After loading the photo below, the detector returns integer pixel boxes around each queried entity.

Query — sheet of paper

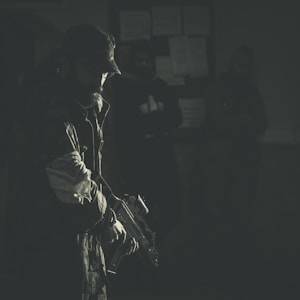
[169,35,192,76]
[120,11,151,41]
[188,37,209,77]
[155,56,185,86]
[152,6,181,36]
[183,6,210,35]
[179,98,206,128]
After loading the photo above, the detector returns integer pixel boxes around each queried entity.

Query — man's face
[75,57,108,93]
[63,56,110,107]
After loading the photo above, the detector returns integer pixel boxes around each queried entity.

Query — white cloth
[45,151,93,204]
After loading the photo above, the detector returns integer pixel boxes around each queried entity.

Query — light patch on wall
[179,98,206,128]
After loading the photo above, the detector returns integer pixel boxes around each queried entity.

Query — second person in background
[110,38,183,248]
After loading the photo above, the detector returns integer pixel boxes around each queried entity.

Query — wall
[215,0,300,140]
[40,0,109,32]
[0,0,109,32]
[213,0,300,240]
[209,0,300,283]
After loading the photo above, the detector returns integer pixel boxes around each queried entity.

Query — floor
[1,223,300,300]
[107,261,300,300]
[108,285,300,300]
[106,222,300,300]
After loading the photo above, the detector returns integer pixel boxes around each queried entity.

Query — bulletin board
[108,0,215,141]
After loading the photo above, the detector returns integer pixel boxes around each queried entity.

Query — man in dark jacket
[109,38,182,292]
[111,39,183,246]
[5,24,137,300]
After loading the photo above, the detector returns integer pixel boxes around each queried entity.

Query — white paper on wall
[120,11,151,41]
[179,98,206,128]
[168,35,193,76]
[155,56,185,85]
[188,37,209,77]
[152,6,181,36]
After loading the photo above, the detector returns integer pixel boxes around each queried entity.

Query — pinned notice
[120,11,151,41]
[169,35,192,76]
[152,6,181,36]
[155,56,185,86]
[179,98,206,128]
[188,37,209,77]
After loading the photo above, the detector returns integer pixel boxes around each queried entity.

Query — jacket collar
[66,94,110,128]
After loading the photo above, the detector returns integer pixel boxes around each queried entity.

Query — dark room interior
[1,1,300,299]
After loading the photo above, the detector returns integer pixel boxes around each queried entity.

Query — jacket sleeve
[42,111,109,233]
[139,78,183,134]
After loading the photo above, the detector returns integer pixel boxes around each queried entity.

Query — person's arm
[42,111,110,233]
[42,108,135,249]
[139,78,183,134]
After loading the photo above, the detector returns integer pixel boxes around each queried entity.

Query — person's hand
[123,237,139,255]
[104,219,127,244]
[102,219,139,254]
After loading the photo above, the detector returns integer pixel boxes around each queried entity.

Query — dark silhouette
[198,45,267,256]
[111,39,183,246]
[4,24,138,300]
[108,38,183,292]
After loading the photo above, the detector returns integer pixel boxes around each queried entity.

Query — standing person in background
[4,24,138,300]
[108,38,183,293]
[202,45,267,246]
[111,39,183,248]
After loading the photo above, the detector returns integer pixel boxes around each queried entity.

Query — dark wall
[215,0,300,135]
